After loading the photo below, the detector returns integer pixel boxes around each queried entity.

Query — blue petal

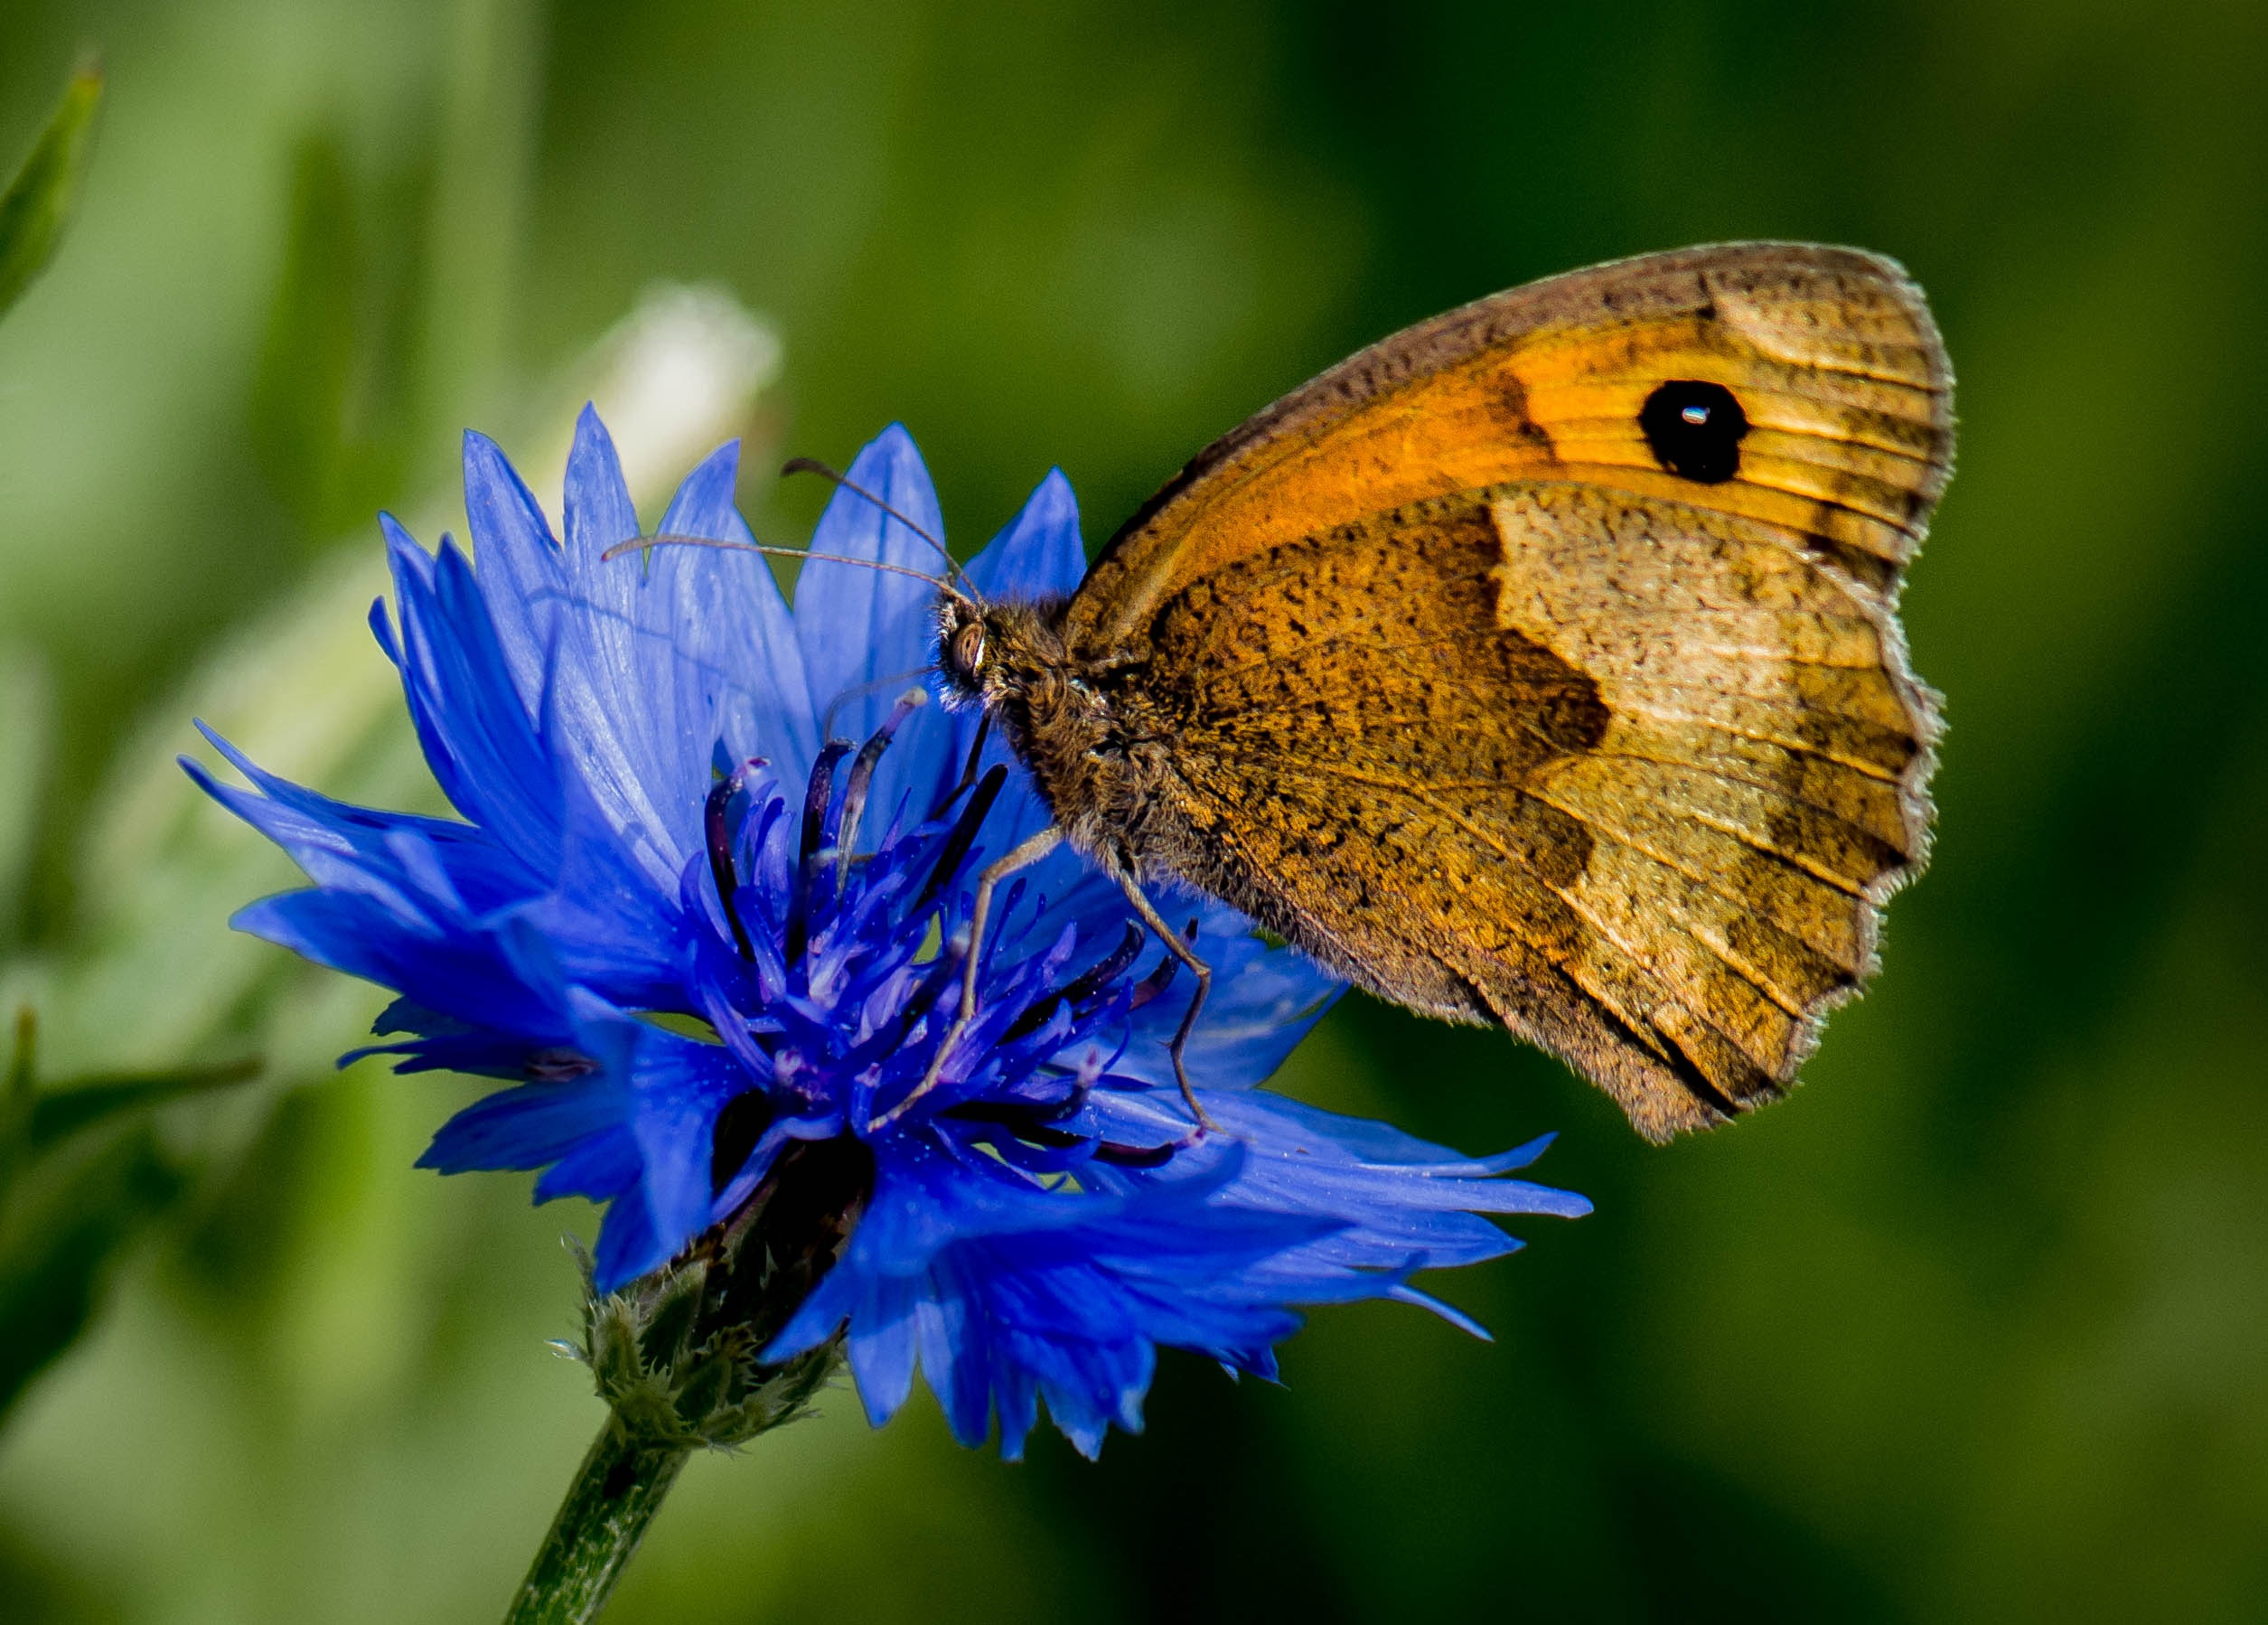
[546,407,715,891]
[913,1255,990,1446]
[624,1029,746,1273]
[421,1077,619,1174]
[656,439,739,536]
[462,430,562,713]
[1111,888,1346,1092]
[523,737,694,1003]
[184,746,536,935]
[534,1128,642,1205]
[766,1139,1357,1453]
[794,425,946,742]
[654,440,820,788]
[962,467,1085,599]
[594,1183,667,1288]
[1093,1089,1590,1277]
[230,889,573,1049]
[384,525,564,867]
[563,403,642,559]
[844,1273,923,1427]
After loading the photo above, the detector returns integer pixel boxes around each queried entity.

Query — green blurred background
[2,1,2266,1620]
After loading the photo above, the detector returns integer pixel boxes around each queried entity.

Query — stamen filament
[928,711,994,821]
[704,758,766,963]
[786,740,853,972]
[914,764,1007,915]
[834,689,927,891]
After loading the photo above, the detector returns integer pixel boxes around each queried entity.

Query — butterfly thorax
[934,592,1181,876]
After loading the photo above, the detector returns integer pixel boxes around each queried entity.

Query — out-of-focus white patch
[522,285,784,512]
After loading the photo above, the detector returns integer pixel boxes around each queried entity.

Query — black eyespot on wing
[1640,380,1748,484]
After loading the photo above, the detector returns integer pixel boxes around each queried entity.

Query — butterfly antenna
[599,531,978,610]
[781,456,973,591]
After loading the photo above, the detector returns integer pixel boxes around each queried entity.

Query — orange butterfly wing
[1069,242,1950,652]
[1068,244,1953,1136]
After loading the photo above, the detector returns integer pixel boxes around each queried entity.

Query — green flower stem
[503,1414,691,1625]
[505,1141,866,1620]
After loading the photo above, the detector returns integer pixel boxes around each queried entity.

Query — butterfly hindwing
[1075,243,1951,1137]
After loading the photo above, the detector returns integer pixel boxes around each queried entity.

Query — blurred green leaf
[248,130,361,536]
[0,58,102,324]
[0,1009,32,1197]
[246,127,429,543]
[26,1056,261,1153]
[0,1010,256,1426]
[0,1006,258,1188]
[0,650,52,945]
[0,1122,183,1429]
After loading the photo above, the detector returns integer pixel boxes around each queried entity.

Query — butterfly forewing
[1072,243,1952,1138]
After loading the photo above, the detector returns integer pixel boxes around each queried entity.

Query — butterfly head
[934,591,1082,718]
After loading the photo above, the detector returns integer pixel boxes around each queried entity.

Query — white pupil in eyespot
[1681,404,1710,426]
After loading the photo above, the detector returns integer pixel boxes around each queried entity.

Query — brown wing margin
[1065,242,1954,661]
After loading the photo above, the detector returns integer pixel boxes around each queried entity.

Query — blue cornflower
[189,409,1589,1458]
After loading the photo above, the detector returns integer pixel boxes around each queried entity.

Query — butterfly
[641,243,1954,1141]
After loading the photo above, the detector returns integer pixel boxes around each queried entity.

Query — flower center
[693,700,1199,1202]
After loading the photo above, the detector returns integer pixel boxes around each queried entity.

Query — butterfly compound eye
[953,620,986,674]
[1639,380,1748,484]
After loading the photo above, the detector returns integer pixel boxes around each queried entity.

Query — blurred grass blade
[0,1002,258,1199]
[0,57,104,323]
[26,1054,261,1151]
[0,648,53,938]
[0,1009,32,1197]
[5,1006,27,1094]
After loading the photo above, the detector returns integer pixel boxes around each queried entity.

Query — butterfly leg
[1111,872,1220,1133]
[880,824,1065,1127]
